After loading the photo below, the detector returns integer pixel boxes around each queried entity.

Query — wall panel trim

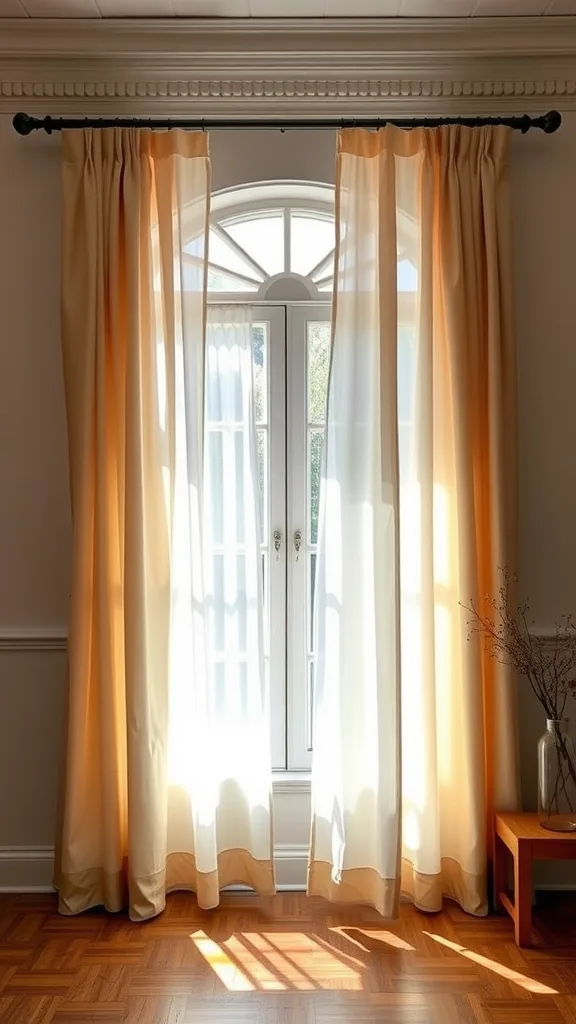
[1,626,566,654]
[0,628,67,652]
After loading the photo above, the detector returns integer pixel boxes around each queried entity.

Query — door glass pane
[213,661,248,719]
[303,315,331,762]
[307,321,331,424]
[309,551,317,653]
[206,430,224,545]
[211,554,225,651]
[308,429,324,546]
[253,323,268,546]
[308,661,315,752]
[252,323,267,424]
[206,335,243,422]
[234,430,246,545]
[257,429,267,545]
[210,554,248,655]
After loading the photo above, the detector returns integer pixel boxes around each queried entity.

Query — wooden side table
[495,812,576,946]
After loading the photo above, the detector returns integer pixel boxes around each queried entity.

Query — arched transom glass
[201,182,336,301]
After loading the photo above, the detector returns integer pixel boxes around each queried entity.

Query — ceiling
[1,0,575,18]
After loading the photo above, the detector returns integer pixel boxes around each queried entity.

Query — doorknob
[273,530,283,560]
[294,530,302,561]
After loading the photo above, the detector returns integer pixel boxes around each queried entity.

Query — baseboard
[0,844,309,894]
[0,847,55,892]
[2,844,575,898]
[273,843,309,889]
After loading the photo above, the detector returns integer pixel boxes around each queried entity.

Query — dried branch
[462,567,576,722]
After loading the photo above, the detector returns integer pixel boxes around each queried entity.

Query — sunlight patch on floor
[190,930,363,991]
[224,935,286,991]
[423,932,558,995]
[330,926,416,952]
[191,931,254,991]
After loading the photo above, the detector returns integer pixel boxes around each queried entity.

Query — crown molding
[1,17,576,58]
[1,16,576,115]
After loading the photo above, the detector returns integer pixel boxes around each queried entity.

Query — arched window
[205,181,335,300]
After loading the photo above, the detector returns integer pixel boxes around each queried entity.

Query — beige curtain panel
[309,125,520,917]
[56,128,275,921]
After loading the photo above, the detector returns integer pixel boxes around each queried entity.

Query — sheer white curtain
[168,304,274,909]
[307,136,402,917]
[309,126,519,917]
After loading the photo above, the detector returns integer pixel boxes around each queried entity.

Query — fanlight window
[181,180,418,301]
[196,182,337,300]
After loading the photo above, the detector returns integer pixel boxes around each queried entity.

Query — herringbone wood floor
[0,893,575,1023]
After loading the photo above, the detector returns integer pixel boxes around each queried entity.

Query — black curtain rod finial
[542,109,562,134]
[12,112,34,136]
[13,112,56,135]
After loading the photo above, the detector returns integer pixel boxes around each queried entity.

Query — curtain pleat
[309,125,519,917]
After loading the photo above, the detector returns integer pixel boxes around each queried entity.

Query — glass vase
[538,719,576,832]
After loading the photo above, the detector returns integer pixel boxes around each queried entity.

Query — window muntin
[207,184,336,301]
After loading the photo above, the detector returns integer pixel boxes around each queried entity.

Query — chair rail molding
[0,628,67,652]
[1,16,576,115]
[0,624,565,654]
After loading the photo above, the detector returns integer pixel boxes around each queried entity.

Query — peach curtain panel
[56,129,275,921]
[309,125,520,917]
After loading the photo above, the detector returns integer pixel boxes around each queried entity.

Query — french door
[236,302,331,771]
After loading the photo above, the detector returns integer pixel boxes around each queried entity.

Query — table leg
[513,843,532,947]
[493,832,508,911]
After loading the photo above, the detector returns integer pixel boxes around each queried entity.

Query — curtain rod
[12,110,562,136]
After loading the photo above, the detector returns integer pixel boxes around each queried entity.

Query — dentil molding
[2,16,576,115]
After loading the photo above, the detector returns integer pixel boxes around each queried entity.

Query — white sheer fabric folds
[168,304,274,910]
[308,134,402,918]
[309,126,519,918]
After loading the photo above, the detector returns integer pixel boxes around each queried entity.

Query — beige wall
[1,114,575,887]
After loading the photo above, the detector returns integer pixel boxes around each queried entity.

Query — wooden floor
[0,893,575,1023]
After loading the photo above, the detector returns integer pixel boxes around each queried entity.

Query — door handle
[273,530,283,560]
[294,530,302,561]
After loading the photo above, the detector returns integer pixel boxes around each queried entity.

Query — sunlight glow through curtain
[167,304,274,907]
[309,126,519,918]
[308,134,402,918]
[57,130,274,922]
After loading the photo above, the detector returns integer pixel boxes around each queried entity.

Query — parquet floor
[0,893,575,1023]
